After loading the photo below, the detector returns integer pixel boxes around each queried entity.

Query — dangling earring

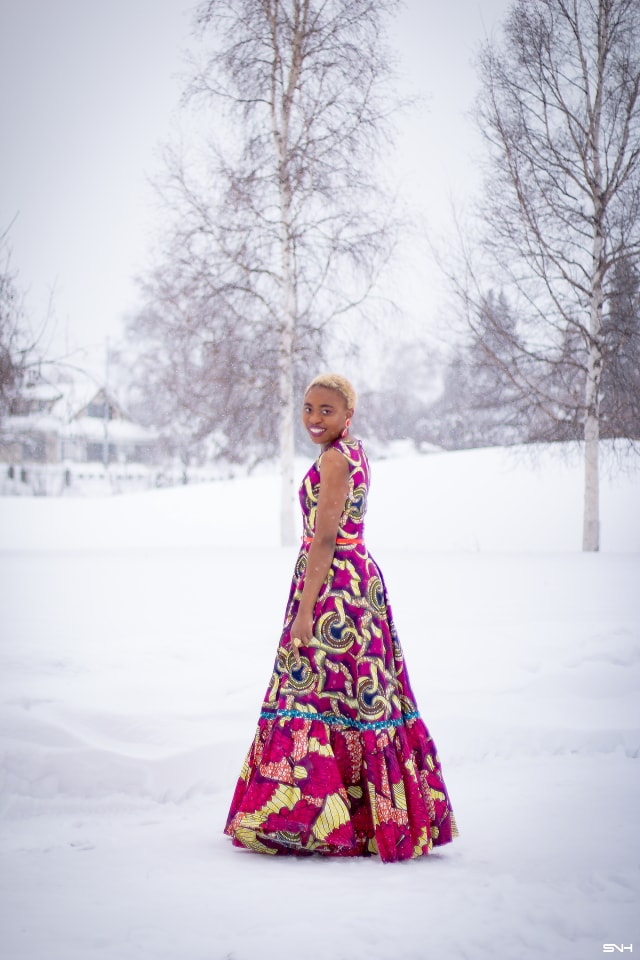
[341,418,351,439]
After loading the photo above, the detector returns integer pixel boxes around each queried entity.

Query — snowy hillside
[0,442,639,960]
[2,441,639,553]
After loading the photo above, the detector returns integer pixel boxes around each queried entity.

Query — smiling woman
[224,373,458,862]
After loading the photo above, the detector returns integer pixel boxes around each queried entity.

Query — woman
[224,373,457,862]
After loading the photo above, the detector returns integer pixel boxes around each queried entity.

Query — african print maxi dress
[224,437,458,862]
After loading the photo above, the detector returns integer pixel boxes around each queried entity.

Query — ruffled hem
[224,712,458,863]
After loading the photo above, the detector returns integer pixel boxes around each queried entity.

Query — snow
[0,442,639,960]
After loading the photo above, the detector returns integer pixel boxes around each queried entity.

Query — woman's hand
[289,609,314,666]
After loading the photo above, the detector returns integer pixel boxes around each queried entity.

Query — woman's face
[302,386,352,447]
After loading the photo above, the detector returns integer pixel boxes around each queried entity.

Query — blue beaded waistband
[259,708,420,732]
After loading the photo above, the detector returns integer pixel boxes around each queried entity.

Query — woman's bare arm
[289,447,349,653]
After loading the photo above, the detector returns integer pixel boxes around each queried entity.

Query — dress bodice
[298,437,369,541]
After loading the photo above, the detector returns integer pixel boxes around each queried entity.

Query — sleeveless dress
[224,437,458,862]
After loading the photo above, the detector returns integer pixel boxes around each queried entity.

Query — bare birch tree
[127,263,280,473]
[455,0,640,550]
[134,0,401,543]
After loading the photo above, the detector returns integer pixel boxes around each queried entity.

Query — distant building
[63,387,159,467]
[0,378,161,495]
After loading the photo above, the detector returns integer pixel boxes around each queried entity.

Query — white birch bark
[278,345,296,546]
[582,399,600,551]
[582,11,606,553]
[273,8,302,547]
[278,282,297,545]
[583,232,604,551]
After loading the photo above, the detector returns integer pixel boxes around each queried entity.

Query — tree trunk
[278,188,298,547]
[274,13,302,548]
[582,405,599,551]
[278,325,297,547]
[583,231,604,552]
[583,19,606,554]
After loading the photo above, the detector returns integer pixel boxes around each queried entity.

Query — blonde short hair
[305,373,357,411]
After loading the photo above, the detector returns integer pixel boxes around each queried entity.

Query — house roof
[65,416,157,443]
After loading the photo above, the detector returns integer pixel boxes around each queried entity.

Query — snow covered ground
[1,443,639,960]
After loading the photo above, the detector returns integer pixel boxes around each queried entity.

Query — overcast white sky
[0,0,511,369]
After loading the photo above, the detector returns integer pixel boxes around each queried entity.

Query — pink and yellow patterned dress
[224,437,458,862]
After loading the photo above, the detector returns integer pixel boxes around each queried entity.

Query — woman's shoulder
[322,436,365,465]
